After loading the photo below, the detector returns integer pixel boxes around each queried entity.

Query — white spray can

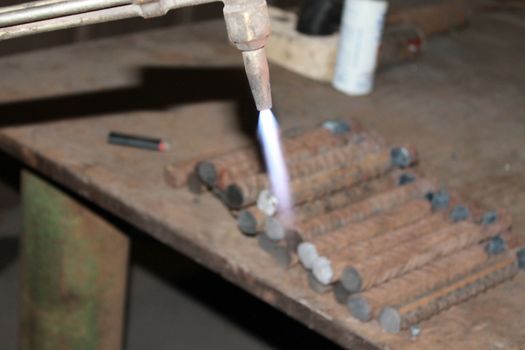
[333,0,388,95]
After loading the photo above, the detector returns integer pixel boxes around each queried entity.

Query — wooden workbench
[0,12,524,350]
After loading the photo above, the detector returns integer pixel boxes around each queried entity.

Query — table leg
[20,170,129,350]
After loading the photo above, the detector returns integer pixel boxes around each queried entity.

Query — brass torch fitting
[223,0,271,51]
[223,0,272,111]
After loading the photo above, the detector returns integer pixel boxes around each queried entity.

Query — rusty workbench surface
[0,12,524,350]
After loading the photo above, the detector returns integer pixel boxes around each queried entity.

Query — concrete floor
[0,154,340,349]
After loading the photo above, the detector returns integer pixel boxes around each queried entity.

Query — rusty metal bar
[319,214,451,285]
[316,200,470,285]
[292,170,411,222]
[220,135,383,191]
[223,137,377,207]
[238,170,414,237]
[197,120,356,189]
[299,198,433,271]
[283,121,356,159]
[20,170,129,350]
[379,254,518,333]
[295,178,435,240]
[347,243,497,322]
[285,145,417,204]
[340,212,511,293]
[286,134,383,177]
[226,146,418,208]
[312,214,450,285]
[254,170,416,239]
[197,147,262,188]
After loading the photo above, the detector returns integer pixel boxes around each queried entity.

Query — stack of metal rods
[164,117,524,334]
[298,188,522,333]
[240,169,413,238]
[166,119,360,190]
[299,193,523,333]
[378,246,522,333]
[351,237,519,324]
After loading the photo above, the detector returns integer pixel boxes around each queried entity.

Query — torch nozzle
[242,48,272,111]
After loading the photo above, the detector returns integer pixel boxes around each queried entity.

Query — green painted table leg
[20,171,129,350]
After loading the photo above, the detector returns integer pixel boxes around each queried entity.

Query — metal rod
[239,170,409,238]
[379,254,518,333]
[313,212,449,286]
[197,120,355,190]
[286,137,381,180]
[0,0,69,15]
[0,5,139,41]
[221,133,382,194]
[295,178,435,241]
[0,0,262,42]
[197,147,262,188]
[225,146,417,209]
[347,244,500,322]
[0,0,131,28]
[292,170,409,222]
[340,213,511,293]
[302,198,433,273]
[263,171,412,242]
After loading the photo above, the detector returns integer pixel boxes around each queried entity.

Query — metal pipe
[0,5,139,41]
[0,0,168,15]
[0,0,131,27]
[0,0,268,42]
[0,0,69,15]
[0,0,215,41]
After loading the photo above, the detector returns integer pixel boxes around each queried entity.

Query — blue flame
[258,109,294,225]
